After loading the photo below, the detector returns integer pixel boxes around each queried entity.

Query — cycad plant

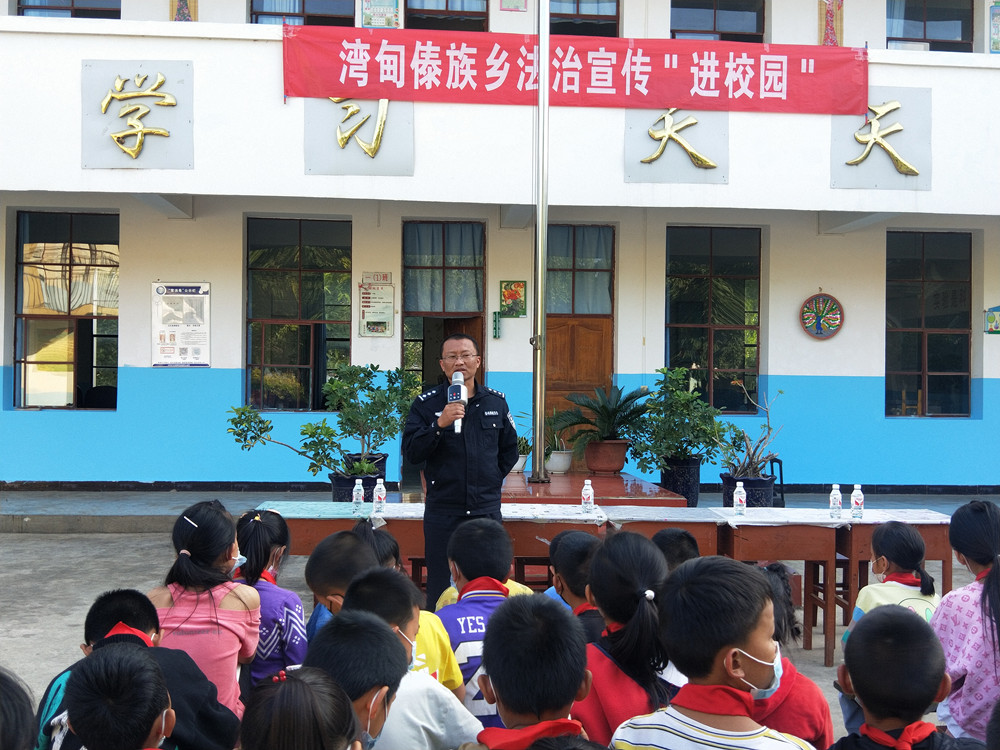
[549,385,648,455]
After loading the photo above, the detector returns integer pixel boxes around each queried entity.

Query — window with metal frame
[546,225,614,315]
[246,218,352,411]
[885,231,971,417]
[15,212,119,409]
[403,222,485,314]
[405,0,487,32]
[671,0,764,43]
[251,0,354,26]
[886,0,973,52]
[665,226,760,412]
[18,0,120,18]
[551,0,618,38]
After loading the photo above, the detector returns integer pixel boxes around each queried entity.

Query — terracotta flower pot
[584,440,630,475]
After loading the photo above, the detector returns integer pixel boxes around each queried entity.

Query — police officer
[402,334,519,608]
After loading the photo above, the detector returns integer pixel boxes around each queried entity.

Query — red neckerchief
[476,719,583,750]
[259,569,278,585]
[670,684,754,718]
[602,621,625,637]
[459,577,510,600]
[573,602,598,617]
[103,622,154,648]
[883,572,922,587]
[860,721,937,750]
[976,568,992,582]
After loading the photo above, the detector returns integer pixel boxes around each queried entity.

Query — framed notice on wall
[363,0,399,28]
[151,283,211,366]
[359,282,394,337]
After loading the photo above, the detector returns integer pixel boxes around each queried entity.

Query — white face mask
[736,642,783,700]
[397,628,418,671]
[156,708,168,747]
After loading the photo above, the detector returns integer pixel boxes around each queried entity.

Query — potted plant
[543,409,573,474]
[548,385,647,474]
[629,367,724,507]
[715,380,783,508]
[227,364,421,501]
[510,413,532,473]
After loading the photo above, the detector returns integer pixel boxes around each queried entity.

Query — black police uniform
[402,382,519,607]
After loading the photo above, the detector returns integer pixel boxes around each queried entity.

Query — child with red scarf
[611,556,814,750]
[832,605,983,750]
[458,595,591,750]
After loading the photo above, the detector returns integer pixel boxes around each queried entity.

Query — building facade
[1,0,998,488]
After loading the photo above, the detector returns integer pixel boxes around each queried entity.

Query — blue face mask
[231,552,247,576]
[362,692,387,750]
[737,642,783,700]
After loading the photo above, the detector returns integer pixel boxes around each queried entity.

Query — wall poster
[152,282,211,366]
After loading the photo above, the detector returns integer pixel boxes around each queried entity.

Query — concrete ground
[0,489,986,738]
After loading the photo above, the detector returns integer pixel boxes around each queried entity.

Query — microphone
[447,371,468,433]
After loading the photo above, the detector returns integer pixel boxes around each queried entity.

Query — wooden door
[544,317,613,417]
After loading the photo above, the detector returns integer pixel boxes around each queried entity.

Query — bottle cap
[854,484,861,489]
[736,481,744,487]
[832,484,839,489]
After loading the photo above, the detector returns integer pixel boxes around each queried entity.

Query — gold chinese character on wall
[846,101,919,176]
[330,97,389,159]
[641,108,717,169]
[100,73,177,159]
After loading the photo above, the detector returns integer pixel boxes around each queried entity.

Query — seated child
[541,531,573,610]
[1,666,35,750]
[240,667,359,750]
[436,518,516,728]
[832,605,984,750]
[35,588,238,750]
[652,528,701,574]
[64,644,175,750]
[303,530,379,639]
[549,530,603,643]
[342,567,483,750]
[236,510,307,683]
[611,556,815,750]
[303,609,409,748]
[458,594,591,750]
[753,563,834,750]
[353,518,466,700]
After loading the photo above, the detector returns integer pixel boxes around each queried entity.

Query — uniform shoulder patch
[418,386,441,401]
[483,386,506,398]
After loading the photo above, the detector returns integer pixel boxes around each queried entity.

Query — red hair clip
[272,670,287,683]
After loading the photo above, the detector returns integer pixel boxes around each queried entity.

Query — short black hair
[352,518,402,569]
[84,589,160,645]
[482,595,587,716]
[303,610,408,702]
[342,568,424,628]
[440,334,480,358]
[550,531,600,598]
[527,737,608,750]
[662,556,772,679]
[651,528,700,573]
[241,667,358,750]
[448,518,512,582]
[0,666,36,750]
[304,531,379,597]
[844,605,945,723]
[65,644,170,750]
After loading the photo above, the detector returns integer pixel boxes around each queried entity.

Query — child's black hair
[303,530,379,597]
[588,531,671,707]
[872,521,935,597]
[65,644,170,750]
[342,567,424,628]
[760,563,802,646]
[303,610,408,702]
[236,510,291,586]
[526,737,609,750]
[550,531,600,599]
[352,518,403,570]
[481,594,587,717]
[83,589,160,645]
[240,666,358,750]
[950,501,1000,652]
[844,605,945,723]
[447,518,512,582]
[0,666,36,750]
[166,500,237,590]
[662,556,772,679]
[651,528,701,573]
[986,698,1000,750]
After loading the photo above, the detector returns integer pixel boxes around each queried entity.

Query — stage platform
[501,471,685,506]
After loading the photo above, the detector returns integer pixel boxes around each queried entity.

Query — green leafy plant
[629,367,726,473]
[716,380,783,478]
[227,407,342,476]
[513,411,533,457]
[548,385,647,456]
[543,408,570,460]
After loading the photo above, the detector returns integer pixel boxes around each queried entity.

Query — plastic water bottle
[850,484,864,519]
[373,478,386,515]
[581,479,595,511]
[352,478,364,516]
[733,481,747,516]
[829,484,842,519]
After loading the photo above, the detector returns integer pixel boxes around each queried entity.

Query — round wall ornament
[800,293,843,339]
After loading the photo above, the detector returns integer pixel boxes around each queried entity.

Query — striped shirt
[611,705,816,750]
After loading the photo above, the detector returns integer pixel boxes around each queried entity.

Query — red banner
[283,25,867,115]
